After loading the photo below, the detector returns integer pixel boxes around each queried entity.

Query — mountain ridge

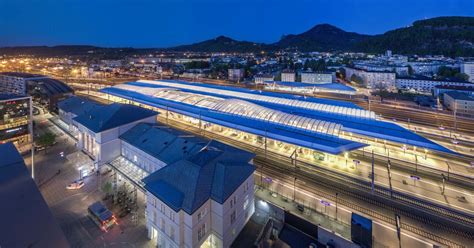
[1,16,473,57]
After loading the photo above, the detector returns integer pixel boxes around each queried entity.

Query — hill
[355,16,474,57]
[275,24,371,51]
[168,36,273,53]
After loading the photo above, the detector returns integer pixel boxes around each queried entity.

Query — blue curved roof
[120,80,451,154]
[132,80,362,109]
[101,86,366,155]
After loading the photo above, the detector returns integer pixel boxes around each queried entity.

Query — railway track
[160,117,474,246]
[257,162,468,248]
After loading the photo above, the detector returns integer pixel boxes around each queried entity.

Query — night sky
[0,0,473,48]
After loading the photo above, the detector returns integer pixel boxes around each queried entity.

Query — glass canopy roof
[138,80,376,119]
[114,84,342,136]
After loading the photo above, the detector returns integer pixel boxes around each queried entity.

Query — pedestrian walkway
[255,186,351,240]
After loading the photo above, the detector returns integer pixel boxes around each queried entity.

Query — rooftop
[102,84,366,154]
[26,77,74,96]
[0,72,48,78]
[73,103,158,133]
[397,75,471,83]
[101,80,451,154]
[142,134,256,215]
[0,143,68,247]
[445,91,474,101]
[434,85,474,91]
[0,93,28,101]
[120,123,208,165]
[58,96,104,116]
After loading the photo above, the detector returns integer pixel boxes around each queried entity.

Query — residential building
[396,75,473,93]
[143,138,256,248]
[461,62,474,83]
[443,91,474,116]
[407,62,448,76]
[228,69,244,82]
[182,70,208,79]
[0,142,69,247]
[353,62,409,76]
[300,72,334,84]
[280,70,295,82]
[0,72,47,95]
[72,103,158,167]
[0,94,32,148]
[254,74,274,84]
[433,85,474,97]
[344,67,396,91]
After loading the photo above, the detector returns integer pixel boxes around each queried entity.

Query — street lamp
[293,177,297,202]
[344,152,349,168]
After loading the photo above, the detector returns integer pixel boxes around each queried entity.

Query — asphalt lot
[23,112,155,248]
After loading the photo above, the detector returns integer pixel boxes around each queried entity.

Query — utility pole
[371,150,375,193]
[29,97,35,180]
[441,173,446,194]
[387,160,393,198]
[293,177,297,202]
[395,214,402,248]
[335,192,339,220]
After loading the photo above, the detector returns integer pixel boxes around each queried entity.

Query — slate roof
[120,123,207,164]
[142,136,255,215]
[73,103,158,133]
[0,143,68,247]
[58,96,104,116]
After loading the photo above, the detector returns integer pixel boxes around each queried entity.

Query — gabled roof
[73,103,158,133]
[58,96,104,116]
[143,139,255,215]
[0,143,68,247]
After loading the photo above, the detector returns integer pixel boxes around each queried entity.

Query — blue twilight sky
[0,0,473,48]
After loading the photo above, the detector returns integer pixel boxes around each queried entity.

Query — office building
[0,72,73,111]
[396,75,473,93]
[254,74,274,84]
[281,70,295,82]
[0,142,69,247]
[444,91,474,116]
[0,94,32,148]
[301,72,334,84]
[344,67,396,91]
[461,62,474,83]
[228,69,244,82]
[433,85,474,97]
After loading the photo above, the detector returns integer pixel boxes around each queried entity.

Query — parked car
[66,180,84,190]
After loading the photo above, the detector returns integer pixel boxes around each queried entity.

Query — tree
[454,72,469,82]
[36,132,56,148]
[350,74,365,87]
[102,181,113,196]
[337,68,346,79]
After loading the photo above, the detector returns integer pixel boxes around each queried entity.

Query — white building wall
[461,62,474,83]
[281,72,295,82]
[145,172,255,248]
